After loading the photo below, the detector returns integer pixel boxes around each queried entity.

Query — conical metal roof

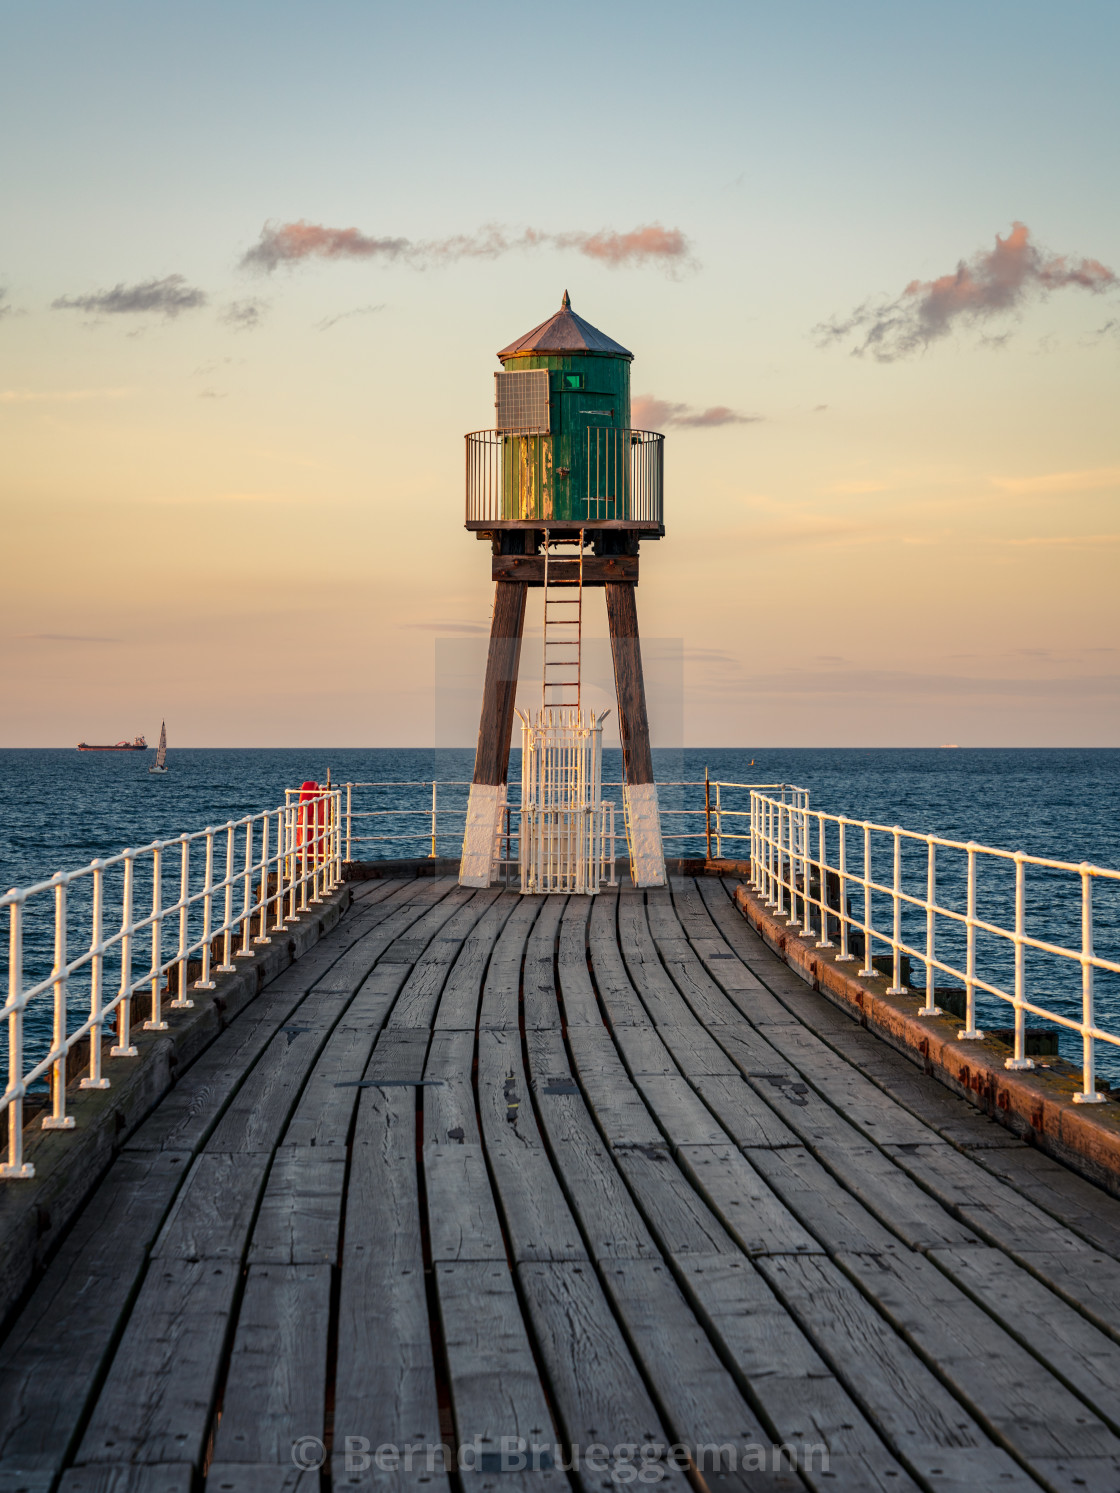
[498,291,633,361]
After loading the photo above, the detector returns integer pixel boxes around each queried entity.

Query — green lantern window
[560,372,585,391]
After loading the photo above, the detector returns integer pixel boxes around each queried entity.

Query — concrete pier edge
[722,864,1120,1197]
[0,882,352,1334]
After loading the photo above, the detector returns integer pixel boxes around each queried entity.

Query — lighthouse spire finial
[561,289,570,309]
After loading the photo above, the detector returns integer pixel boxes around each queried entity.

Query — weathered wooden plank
[744,1146,906,1255]
[612,1024,680,1075]
[435,1262,553,1451]
[210,1264,331,1464]
[122,997,309,1154]
[435,892,520,1030]
[477,1030,586,1261]
[880,1141,1091,1255]
[59,1467,195,1493]
[655,1022,739,1076]
[76,1258,239,1467]
[645,892,743,1026]
[278,974,409,1152]
[676,1253,924,1492]
[388,890,500,1028]
[0,1154,192,1488]
[424,1146,506,1263]
[598,1257,771,1445]
[677,1146,823,1258]
[757,1253,1037,1492]
[771,1135,982,1251]
[586,890,653,1027]
[564,1026,664,1148]
[553,896,604,1027]
[204,1467,317,1493]
[522,895,565,1031]
[931,1245,1120,1435]
[630,1075,729,1148]
[423,1029,479,1145]
[248,1147,347,1265]
[524,1028,660,1261]
[756,1024,941,1147]
[836,1247,1120,1466]
[478,896,543,1029]
[515,1260,687,1485]
[968,1146,1120,1257]
[311,879,463,998]
[335,1081,437,1453]
[691,1076,802,1150]
[151,1152,270,1260]
[616,893,696,1025]
[612,1145,739,1257]
[204,999,347,1153]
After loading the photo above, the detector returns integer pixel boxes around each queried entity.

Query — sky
[1,0,1118,748]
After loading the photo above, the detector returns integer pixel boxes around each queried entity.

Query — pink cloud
[632,394,759,430]
[241,220,692,274]
[817,222,1117,360]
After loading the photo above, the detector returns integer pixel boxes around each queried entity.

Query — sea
[2,747,1119,1085]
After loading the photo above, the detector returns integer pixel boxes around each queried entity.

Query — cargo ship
[76,736,148,751]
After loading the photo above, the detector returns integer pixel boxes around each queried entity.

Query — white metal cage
[517,708,616,894]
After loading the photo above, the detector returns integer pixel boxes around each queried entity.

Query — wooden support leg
[460,581,527,887]
[604,582,666,888]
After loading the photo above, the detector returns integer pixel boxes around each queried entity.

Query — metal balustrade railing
[1,789,341,1179]
[464,428,664,527]
[748,790,1120,1101]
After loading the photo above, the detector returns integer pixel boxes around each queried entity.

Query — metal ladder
[541,529,583,711]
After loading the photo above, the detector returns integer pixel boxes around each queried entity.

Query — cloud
[816,222,1117,361]
[0,387,133,403]
[991,467,1120,495]
[316,303,385,332]
[16,633,120,643]
[1007,533,1120,547]
[632,394,759,429]
[823,479,889,495]
[220,298,268,330]
[396,620,492,634]
[240,219,692,275]
[52,274,208,318]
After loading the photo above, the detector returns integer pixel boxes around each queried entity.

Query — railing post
[887,829,906,993]
[799,806,813,937]
[272,808,287,932]
[1005,852,1034,1067]
[218,823,237,972]
[858,825,875,978]
[815,814,833,948]
[145,842,169,1030]
[111,851,138,1057]
[704,768,712,862]
[239,820,255,955]
[957,844,983,1040]
[1,898,34,1176]
[43,876,75,1130]
[310,796,325,905]
[430,782,438,860]
[836,820,854,961]
[1072,865,1104,1103]
[346,782,352,865]
[715,781,723,861]
[917,840,941,1016]
[775,803,786,917]
[194,830,217,990]
[80,861,110,1090]
[171,836,195,1009]
[288,805,299,922]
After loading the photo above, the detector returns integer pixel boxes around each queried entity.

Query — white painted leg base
[461,782,505,888]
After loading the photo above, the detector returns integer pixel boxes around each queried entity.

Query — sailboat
[149,721,168,775]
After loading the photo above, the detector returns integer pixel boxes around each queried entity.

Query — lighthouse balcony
[465,427,664,534]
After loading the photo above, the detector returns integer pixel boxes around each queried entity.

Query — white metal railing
[1,788,341,1179]
[517,708,617,894]
[748,790,1120,1102]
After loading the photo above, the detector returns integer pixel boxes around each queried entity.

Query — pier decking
[5,875,1120,1493]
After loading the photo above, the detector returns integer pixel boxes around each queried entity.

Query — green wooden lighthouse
[461,292,666,889]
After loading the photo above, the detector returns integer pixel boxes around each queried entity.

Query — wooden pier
[4,874,1120,1493]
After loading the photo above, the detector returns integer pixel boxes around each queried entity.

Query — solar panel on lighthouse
[494,368,550,433]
